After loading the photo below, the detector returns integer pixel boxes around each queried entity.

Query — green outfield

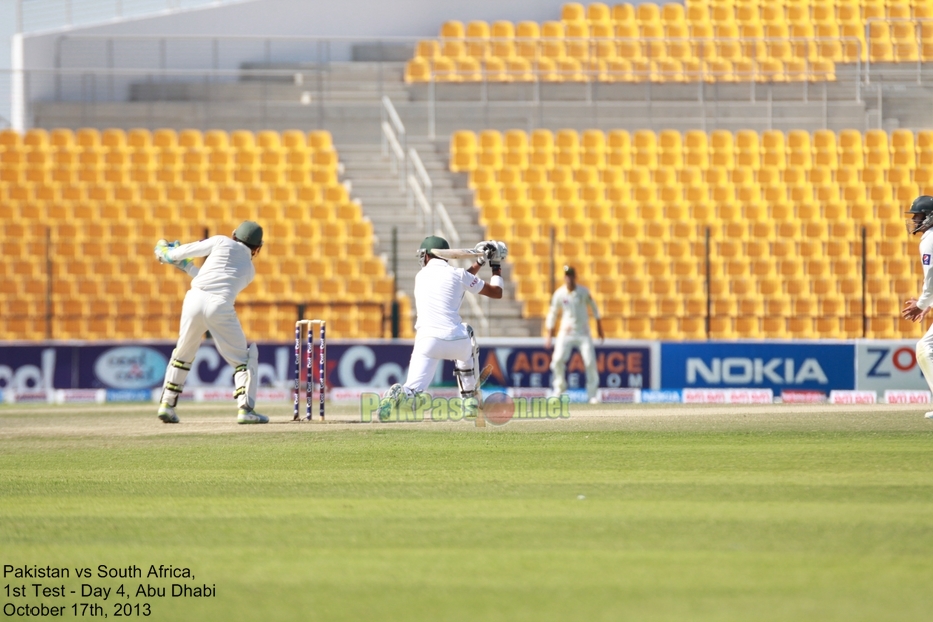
[1,403,932,622]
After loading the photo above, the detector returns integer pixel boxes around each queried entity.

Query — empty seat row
[0,128,410,342]
[453,126,925,340]
[407,1,933,83]
[0,128,335,151]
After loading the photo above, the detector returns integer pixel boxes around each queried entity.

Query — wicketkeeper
[380,236,506,420]
[900,195,933,419]
[545,265,604,404]
[153,220,268,424]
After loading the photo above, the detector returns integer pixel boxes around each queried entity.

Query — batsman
[380,236,507,420]
[152,221,268,425]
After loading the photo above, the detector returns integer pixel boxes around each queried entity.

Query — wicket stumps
[294,319,326,421]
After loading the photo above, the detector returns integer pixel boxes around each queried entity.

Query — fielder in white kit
[153,221,267,424]
[900,195,933,419]
[380,236,506,418]
[545,265,605,403]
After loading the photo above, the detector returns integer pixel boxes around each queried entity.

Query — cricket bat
[430,248,485,261]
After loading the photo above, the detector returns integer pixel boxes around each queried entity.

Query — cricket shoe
[925,411,933,419]
[157,404,179,424]
[237,407,269,424]
[379,383,404,421]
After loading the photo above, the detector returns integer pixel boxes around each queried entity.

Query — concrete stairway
[337,138,539,337]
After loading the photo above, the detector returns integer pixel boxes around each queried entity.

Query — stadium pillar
[45,226,52,339]
[705,227,711,340]
[391,226,399,338]
[861,226,867,338]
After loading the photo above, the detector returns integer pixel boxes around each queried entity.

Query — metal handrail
[408,173,433,231]
[408,147,433,206]
[434,201,459,249]
[864,17,931,86]
[381,121,405,192]
[381,95,407,192]
[381,94,405,136]
[50,33,863,89]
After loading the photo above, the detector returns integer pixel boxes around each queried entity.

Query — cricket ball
[483,392,514,426]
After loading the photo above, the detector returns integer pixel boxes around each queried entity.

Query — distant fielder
[545,265,604,404]
[380,236,506,420]
[900,195,933,419]
[153,221,267,424]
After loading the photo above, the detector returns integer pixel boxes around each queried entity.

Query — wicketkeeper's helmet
[906,195,933,235]
[417,235,449,267]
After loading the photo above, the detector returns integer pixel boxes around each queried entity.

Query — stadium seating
[0,128,407,342]
[406,0,933,83]
[452,127,927,340]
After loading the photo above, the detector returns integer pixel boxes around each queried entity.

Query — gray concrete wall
[23,0,618,69]
[25,0,597,45]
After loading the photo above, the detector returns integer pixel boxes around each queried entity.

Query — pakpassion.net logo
[359,392,571,425]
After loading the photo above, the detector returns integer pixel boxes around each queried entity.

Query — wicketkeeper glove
[155,240,196,276]
[154,239,174,264]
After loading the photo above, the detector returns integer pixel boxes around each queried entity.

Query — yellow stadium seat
[869,22,894,62]
[466,21,490,58]
[515,21,541,60]
[405,58,431,82]
[442,38,467,59]
[441,20,465,38]
[586,2,610,24]
[455,57,481,81]
[562,2,585,22]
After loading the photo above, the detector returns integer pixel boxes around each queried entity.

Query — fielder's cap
[233,220,263,248]
[563,265,576,276]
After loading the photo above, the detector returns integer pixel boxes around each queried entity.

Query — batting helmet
[417,236,449,267]
[907,196,933,235]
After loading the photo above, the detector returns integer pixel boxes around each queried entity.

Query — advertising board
[0,340,657,392]
[855,340,929,393]
[661,342,855,392]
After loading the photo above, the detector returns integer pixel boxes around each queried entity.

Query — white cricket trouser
[404,334,474,393]
[162,287,256,409]
[550,334,598,399]
[916,323,933,394]
[174,288,248,367]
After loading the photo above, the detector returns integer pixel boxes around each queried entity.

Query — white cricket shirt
[545,284,600,336]
[167,236,255,302]
[917,229,933,310]
[413,258,485,339]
